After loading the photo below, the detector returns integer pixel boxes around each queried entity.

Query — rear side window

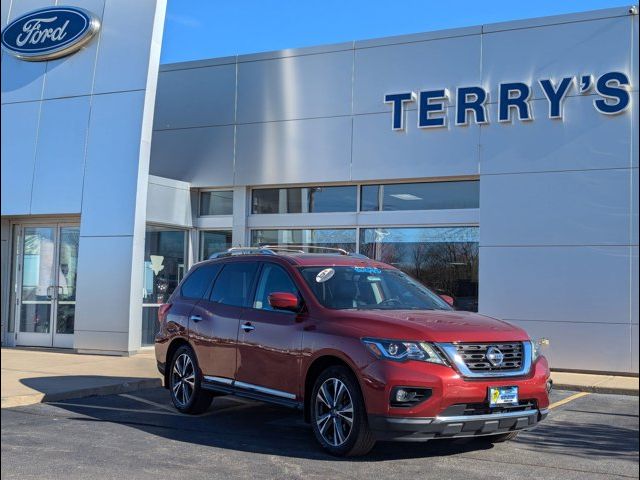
[180,264,221,299]
[210,262,259,307]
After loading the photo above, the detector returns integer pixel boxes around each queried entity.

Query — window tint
[209,262,259,307]
[253,264,298,310]
[252,186,357,214]
[360,181,479,211]
[180,264,221,299]
[200,230,232,260]
[251,229,356,253]
[200,191,233,216]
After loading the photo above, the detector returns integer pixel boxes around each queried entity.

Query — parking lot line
[119,393,177,413]
[47,401,182,416]
[548,391,590,409]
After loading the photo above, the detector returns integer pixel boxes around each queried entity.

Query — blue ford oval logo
[1,6,100,61]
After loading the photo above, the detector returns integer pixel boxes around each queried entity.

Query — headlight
[531,338,548,362]
[531,340,540,362]
[362,338,445,364]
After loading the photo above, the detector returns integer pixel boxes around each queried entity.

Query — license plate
[489,386,519,407]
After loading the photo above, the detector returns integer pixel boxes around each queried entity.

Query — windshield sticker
[354,266,381,274]
[316,268,335,283]
[367,276,381,282]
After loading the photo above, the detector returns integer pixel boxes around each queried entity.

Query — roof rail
[208,245,370,259]
[262,244,350,255]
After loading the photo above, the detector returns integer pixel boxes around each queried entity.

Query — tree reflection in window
[360,227,479,312]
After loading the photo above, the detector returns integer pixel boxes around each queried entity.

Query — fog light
[390,387,432,407]
[395,388,416,403]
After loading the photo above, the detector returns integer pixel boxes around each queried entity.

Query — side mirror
[268,292,299,312]
[439,294,455,307]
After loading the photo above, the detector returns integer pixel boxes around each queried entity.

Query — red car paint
[155,252,550,451]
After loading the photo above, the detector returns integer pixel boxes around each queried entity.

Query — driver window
[253,263,298,310]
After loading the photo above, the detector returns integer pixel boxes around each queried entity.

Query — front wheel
[169,345,213,414]
[310,366,376,456]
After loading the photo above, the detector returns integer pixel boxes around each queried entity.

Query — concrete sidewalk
[1,347,161,408]
[1,347,638,408]
[551,371,639,395]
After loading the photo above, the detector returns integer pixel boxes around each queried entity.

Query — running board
[201,377,302,410]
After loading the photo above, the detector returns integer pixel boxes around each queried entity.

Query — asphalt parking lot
[1,387,638,480]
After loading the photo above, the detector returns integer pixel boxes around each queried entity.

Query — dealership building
[1,2,638,374]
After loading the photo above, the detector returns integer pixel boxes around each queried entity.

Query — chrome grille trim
[437,341,533,378]
[455,343,524,371]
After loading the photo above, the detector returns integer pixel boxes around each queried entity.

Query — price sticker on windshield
[354,266,381,274]
[316,268,335,283]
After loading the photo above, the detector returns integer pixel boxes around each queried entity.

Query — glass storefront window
[251,229,357,252]
[360,227,479,312]
[200,190,233,216]
[142,226,186,346]
[252,186,357,214]
[200,230,232,260]
[360,181,479,211]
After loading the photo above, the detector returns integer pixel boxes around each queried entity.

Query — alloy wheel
[171,353,195,407]
[315,377,354,447]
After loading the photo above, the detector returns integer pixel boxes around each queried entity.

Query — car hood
[333,309,529,343]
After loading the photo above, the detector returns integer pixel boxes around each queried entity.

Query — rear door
[189,261,260,383]
[235,261,305,401]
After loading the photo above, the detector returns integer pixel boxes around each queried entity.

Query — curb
[552,383,639,396]
[1,378,162,409]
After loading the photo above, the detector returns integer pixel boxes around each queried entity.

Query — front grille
[455,342,524,372]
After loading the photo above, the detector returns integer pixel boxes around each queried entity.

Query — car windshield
[299,266,451,311]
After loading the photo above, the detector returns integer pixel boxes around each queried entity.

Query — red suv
[155,247,550,456]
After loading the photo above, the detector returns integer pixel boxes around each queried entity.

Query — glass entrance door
[15,224,79,348]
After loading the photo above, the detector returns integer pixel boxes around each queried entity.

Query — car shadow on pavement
[19,376,161,403]
[514,418,639,460]
[40,385,638,463]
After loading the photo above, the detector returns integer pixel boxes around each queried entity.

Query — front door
[235,262,304,401]
[14,224,80,348]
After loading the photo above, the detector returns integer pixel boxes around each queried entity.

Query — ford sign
[1,6,100,61]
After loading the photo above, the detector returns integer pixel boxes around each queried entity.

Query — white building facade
[1,3,638,374]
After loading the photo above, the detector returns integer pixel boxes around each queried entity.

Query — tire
[479,431,519,443]
[169,345,213,414]
[310,365,376,457]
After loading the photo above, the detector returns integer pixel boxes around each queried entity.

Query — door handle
[189,315,202,323]
[241,322,255,332]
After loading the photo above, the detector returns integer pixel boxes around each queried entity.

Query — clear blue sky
[160,0,629,64]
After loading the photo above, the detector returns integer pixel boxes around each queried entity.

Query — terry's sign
[385,71,632,130]
[1,6,100,61]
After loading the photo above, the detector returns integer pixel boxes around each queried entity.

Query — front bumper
[370,407,548,441]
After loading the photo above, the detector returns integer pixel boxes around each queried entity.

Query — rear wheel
[169,345,213,414]
[310,366,376,456]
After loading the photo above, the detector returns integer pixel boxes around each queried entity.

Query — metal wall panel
[153,63,237,129]
[481,15,634,102]
[92,0,159,94]
[41,0,105,100]
[352,109,479,181]
[1,0,11,27]
[0,102,40,215]
[237,50,353,123]
[479,245,630,324]
[480,169,631,246]
[80,91,145,237]
[75,235,135,334]
[353,34,481,114]
[146,177,193,227]
[508,320,631,372]
[150,125,235,187]
[30,97,91,214]
[481,96,635,175]
[235,116,352,185]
